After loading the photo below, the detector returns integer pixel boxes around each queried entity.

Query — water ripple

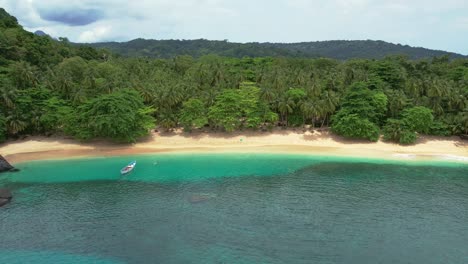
[1,156,468,263]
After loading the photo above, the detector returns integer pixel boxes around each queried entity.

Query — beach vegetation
[382,107,434,144]
[332,114,380,141]
[208,83,276,132]
[64,89,155,143]
[179,98,208,132]
[383,119,416,144]
[0,8,466,144]
[0,114,6,142]
[401,106,433,134]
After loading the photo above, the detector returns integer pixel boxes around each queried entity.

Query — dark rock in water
[9,168,20,172]
[188,193,217,204]
[0,188,12,199]
[0,155,14,173]
[0,198,10,207]
[0,189,12,207]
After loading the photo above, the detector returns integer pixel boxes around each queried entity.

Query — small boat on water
[120,161,136,175]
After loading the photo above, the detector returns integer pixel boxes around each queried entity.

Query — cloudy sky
[1,0,467,54]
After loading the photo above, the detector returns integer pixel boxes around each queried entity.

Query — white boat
[120,161,136,175]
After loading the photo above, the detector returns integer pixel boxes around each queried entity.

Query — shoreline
[1,130,467,164]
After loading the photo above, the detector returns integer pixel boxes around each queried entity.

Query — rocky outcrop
[0,188,12,207]
[0,155,15,173]
[0,199,9,207]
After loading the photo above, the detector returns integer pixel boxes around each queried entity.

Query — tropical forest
[0,8,467,145]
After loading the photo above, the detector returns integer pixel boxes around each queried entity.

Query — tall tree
[65,89,155,142]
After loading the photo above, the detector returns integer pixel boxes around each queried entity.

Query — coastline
[1,130,467,164]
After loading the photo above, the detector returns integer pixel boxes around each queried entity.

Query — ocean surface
[0,153,467,264]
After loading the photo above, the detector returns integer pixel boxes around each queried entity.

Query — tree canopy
[64,89,155,143]
[382,106,434,144]
[88,39,467,60]
[179,98,208,131]
[208,83,277,132]
[0,8,467,145]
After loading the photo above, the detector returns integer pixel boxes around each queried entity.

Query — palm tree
[5,111,28,135]
[300,100,317,127]
[460,111,468,135]
[307,78,322,98]
[444,83,466,112]
[428,97,445,116]
[319,90,339,126]
[10,61,37,89]
[321,90,338,113]
[0,79,17,109]
[277,97,294,126]
[385,89,408,118]
[260,86,276,104]
[210,62,225,87]
[426,78,447,98]
[135,82,156,104]
[405,78,423,99]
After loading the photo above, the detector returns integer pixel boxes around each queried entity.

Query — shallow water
[1,154,467,264]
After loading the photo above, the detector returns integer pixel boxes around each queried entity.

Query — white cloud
[78,25,111,42]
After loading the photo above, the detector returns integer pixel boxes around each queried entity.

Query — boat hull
[120,161,136,175]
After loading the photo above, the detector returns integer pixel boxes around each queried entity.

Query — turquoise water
[0,154,467,263]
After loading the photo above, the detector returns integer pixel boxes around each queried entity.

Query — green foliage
[371,92,389,125]
[287,114,304,127]
[332,114,380,142]
[0,8,466,144]
[0,113,6,142]
[332,81,387,141]
[286,88,307,102]
[1,86,54,135]
[88,39,466,60]
[179,98,208,131]
[40,97,72,133]
[340,82,387,124]
[209,83,276,131]
[246,101,279,129]
[446,111,468,135]
[64,89,155,142]
[372,60,406,89]
[173,55,194,74]
[76,45,100,60]
[282,88,307,126]
[402,106,433,134]
[429,121,451,136]
[383,119,405,141]
[9,61,37,89]
[0,8,19,28]
[399,130,418,145]
[383,107,434,144]
[382,119,417,144]
[208,90,240,132]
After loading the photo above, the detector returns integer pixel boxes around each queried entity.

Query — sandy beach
[1,129,467,164]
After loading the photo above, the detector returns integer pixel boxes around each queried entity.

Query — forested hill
[87,39,467,60]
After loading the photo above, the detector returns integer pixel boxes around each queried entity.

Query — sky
[1,0,467,54]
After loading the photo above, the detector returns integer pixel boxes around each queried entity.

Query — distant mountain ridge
[34,30,48,37]
[87,38,467,60]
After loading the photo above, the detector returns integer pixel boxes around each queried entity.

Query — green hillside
[87,38,467,60]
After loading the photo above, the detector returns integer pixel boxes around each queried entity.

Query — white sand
[1,130,467,163]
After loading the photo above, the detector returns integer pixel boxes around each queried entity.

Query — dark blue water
[1,154,467,263]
